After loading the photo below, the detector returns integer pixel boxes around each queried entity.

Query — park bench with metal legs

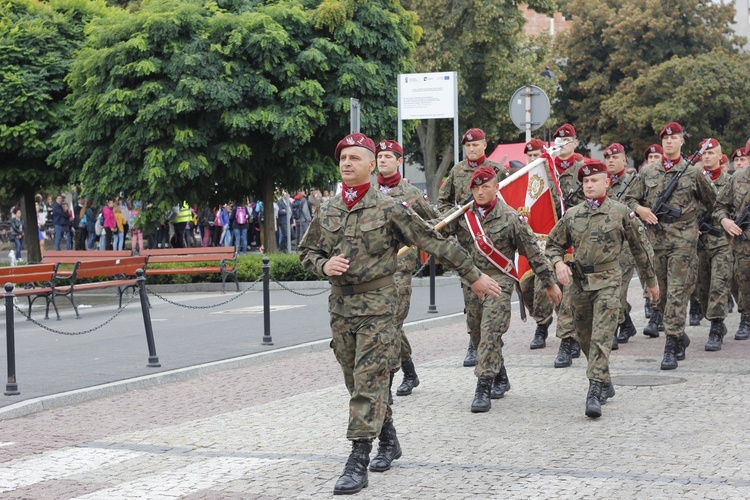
[141,247,239,292]
[0,264,61,320]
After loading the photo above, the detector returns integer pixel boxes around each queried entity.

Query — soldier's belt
[330,275,395,297]
[578,260,619,274]
[659,210,695,224]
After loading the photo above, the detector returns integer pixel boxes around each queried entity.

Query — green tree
[56,0,420,251]
[402,0,558,201]
[0,0,109,262]
[554,0,741,148]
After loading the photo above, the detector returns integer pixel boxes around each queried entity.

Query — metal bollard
[261,257,273,345]
[427,255,438,313]
[136,269,161,367]
[4,283,19,395]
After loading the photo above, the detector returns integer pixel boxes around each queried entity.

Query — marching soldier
[375,139,439,398]
[624,122,716,370]
[603,143,638,347]
[299,133,501,495]
[440,165,562,412]
[546,160,659,418]
[692,138,733,350]
[641,144,664,319]
[438,128,508,368]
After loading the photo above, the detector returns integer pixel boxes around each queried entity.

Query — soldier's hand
[546,283,562,306]
[470,273,502,300]
[720,217,743,237]
[554,261,571,286]
[647,284,659,303]
[323,255,349,276]
[636,206,659,225]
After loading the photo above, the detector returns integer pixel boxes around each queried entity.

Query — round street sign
[509,85,550,132]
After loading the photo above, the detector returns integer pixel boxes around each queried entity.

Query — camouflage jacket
[608,171,636,200]
[299,188,482,316]
[697,169,730,251]
[557,156,585,210]
[437,159,508,216]
[623,157,716,251]
[441,201,555,290]
[378,178,439,273]
[546,197,657,292]
[714,167,750,254]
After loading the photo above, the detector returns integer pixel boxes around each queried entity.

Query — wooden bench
[52,256,148,319]
[142,247,239,292]
[0,264,61,320]
[42,250,132,265]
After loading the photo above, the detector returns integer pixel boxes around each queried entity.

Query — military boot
[644,298,653,318]
[529,322,549,349]
[643,309,662,338]
[689,298,703,326]
[490,365,511,399]
[611,333,619,351]
[463,339,477,367]
[570,339,581,358]
[396,358,420,396]
[554,337,574,368]
[600,381,615,405]
[369,419,402,472]
[334,440,372,495]
[470,378,492,413]
[705,320,727,351]
[616,310,638,343]
[585,380,603,419]
[675,332,690,361]
[735,313,750,340]
[660,336,679,370]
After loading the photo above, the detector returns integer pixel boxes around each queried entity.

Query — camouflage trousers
[330,310,397,441]
[694,244,732,321]
[617,249,635,324]
[568,281,620,383]
[653,248,697,338]
[393,269,414,370]
[472,277,514,379]
[734,249,750,312]
[555,285,577,340]
[519,275,554,326]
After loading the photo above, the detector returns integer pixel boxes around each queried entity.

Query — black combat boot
[611,333,619,350]
[705,320,727,351]
[585,380,603,418]
[369,419,402,472]
[735,313,750,340]
[728,295,734,314]
[396,358,420,396]
[554,338,574,368]
[490,365,511,399]
[675,332,690,361]
[643,309,662,338]
[644,298,653,318]
[388,372,394,406]
[660,336,679,370]
[689,298,703,326]
[570,339,581,358]
[334,440,372,495]
[600,381,615,405]
[530,322,549,349]
[463,339,477,367]
[470,378,492,413]
[616,311,638,343]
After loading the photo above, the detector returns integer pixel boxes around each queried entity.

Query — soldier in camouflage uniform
[641,144,665,319]
[546,160,659,418]
[299,133,501,495]
[733,148,749,171]
[624,122,716,370]
[437,128,509,368]
[375,139,439,398]
[603,143,639,347]
[440,166,561,413]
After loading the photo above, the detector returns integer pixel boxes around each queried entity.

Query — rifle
[563,183,583,209]
[650,143,710,231]
[615,173,637,199]
[697,211,722,249]
[735,202,750,241]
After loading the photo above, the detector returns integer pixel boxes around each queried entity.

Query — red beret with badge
[377,139,403,157]
[720,154,729,164]
[660,122,683,138]
[644,144,663,160]
[577,158,608,182]
[525,138,545,152]
[603,143,625,157]
[470,166,497,186]
[732,148,747,160]
[699,138,720,150]
[334,133,377,161]
[553,124,576,139]
[462,128,486,144]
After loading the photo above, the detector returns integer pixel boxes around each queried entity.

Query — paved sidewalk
[1,284,749,498]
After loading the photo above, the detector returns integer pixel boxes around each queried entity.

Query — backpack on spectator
[236,205,248,225]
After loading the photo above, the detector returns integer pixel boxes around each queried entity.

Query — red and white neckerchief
[464,208,518,281]
[467,155,486,168]
[585,195,607,210]
[662,155,681,171]
[703,168,721,182]
[377,172,401,193]
[341,182,371,210]
[555,156,574,175]
[473,198,498,220]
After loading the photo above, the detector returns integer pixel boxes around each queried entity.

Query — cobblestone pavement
[1,286,749,498]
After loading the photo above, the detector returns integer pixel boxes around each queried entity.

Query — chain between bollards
[261,257,273,345]
[136,269,160,367]
[4,283,20,396]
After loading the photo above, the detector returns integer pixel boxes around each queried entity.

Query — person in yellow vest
[172,201,193,248]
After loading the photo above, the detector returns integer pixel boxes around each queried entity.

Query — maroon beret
[603,143,625,157]
[660,122,683,138]
[720,154,729,164]
[577,158,608,182]
[553,124,576,139]
[470,166,497,186]
[377,139,403,157]
[732,148,747,160]
[644,144,663,160]
[334,133,376,161]
[699,138,720,151]
[525,138,545,152]
[462,128,485,144]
